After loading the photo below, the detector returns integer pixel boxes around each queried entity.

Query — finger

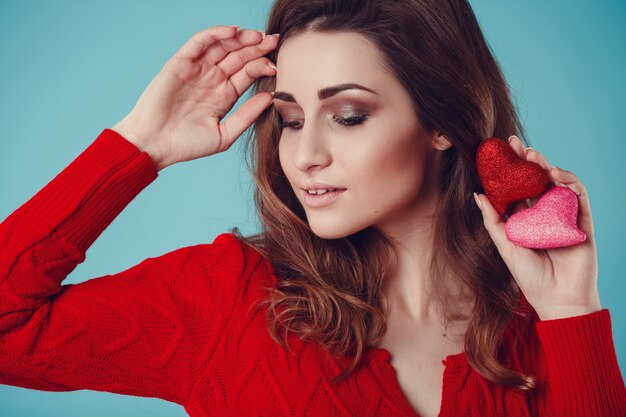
[203,29,269,64]
[506,136,535,211]
[550,167,595,237]
[228,57,277,97]
[174,25,240,60]
[218,91,274,151]
[507,135,526,159]
[524,147,562,206]
[217,34,279,77]
[525,147,552,172]
[474,192,517,261]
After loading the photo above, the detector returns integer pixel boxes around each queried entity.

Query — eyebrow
[272,83,378,103]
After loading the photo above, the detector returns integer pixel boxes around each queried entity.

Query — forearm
[0,128,158,332]
[535,309,626,416]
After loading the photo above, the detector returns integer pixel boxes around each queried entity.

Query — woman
[0,0,623,416]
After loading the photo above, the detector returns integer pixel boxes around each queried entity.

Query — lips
[300,182,347,208]
[301,182,346,191]
[305,188,340,195]
[302,188,346,208]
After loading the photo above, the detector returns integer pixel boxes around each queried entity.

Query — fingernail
[473,192,483,211]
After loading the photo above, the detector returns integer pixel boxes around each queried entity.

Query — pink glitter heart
[505,185,587,249]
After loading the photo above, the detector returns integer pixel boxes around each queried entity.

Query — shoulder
[189,232,277,299]
[164,232,267,272]
[129,232,275,305]
[132,233,255,278]
[193,232,261,271]
[202,232,272,277]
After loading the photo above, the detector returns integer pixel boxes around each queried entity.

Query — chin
[308,218,367,240]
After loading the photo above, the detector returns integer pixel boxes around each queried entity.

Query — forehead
[275,30,392,96]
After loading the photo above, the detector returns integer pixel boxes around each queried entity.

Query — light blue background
[1,1,624,415]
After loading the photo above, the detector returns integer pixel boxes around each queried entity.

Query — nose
[292,122,332,172]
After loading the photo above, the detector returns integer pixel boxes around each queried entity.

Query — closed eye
[333,114,369,127]
[277,118,303,130]
[277,114,369,130]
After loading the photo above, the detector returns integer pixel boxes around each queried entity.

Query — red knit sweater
[0,128,624,417]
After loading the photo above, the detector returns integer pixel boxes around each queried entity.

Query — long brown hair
[236,0,536,390]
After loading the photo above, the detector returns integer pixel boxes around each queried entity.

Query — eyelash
[277,114,369,130]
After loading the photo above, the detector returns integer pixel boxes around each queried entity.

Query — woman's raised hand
[474,136,601,321]
[112,25,279,171]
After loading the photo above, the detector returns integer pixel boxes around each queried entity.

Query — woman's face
[273,30,450,240]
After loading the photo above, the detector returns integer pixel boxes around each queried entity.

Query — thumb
[218,91,273,151]
[474,192,516,259]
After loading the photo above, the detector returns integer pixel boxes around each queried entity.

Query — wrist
[111,119,163,171]
[536,303,602,321]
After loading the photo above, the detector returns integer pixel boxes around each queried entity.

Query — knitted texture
[1,128,624,416]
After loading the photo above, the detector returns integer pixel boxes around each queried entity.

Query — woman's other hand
[474,136,601,321]
[112,25,279,171]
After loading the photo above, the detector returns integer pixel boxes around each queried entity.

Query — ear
[431,131,453,151]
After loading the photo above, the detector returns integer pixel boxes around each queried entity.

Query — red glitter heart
[476,137,548,216]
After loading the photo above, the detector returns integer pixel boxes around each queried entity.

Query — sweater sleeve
[534,308,626,416]
[0,129,238,406]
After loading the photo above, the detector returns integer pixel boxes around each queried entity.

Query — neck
[379,213,439,322]
[376,194,472,325]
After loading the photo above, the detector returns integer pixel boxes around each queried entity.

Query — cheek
[278,140,286,171]
[354,136,422,188]
[278,138,294,181]
[350,136,425,210]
